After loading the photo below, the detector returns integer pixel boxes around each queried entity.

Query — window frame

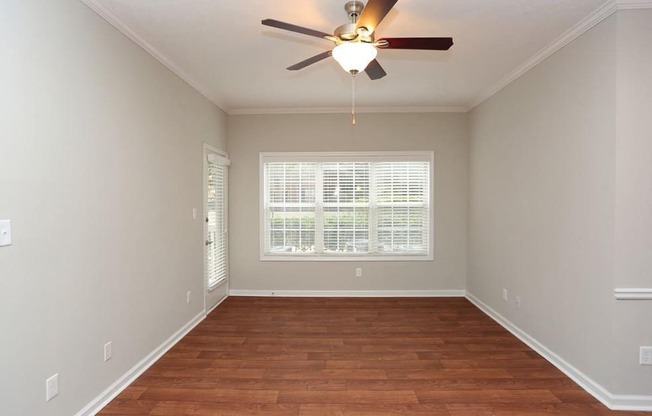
[259,151,434,262]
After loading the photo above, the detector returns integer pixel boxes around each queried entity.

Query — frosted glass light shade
[332,42,377,73]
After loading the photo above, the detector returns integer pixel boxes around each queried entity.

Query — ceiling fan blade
[262,19,333,40]
[365,59,387,80]
[355,0,399,35]
[287,51,333,71]
[377,37,454,50]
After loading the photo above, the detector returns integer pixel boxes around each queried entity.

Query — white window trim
[259,151,435,262]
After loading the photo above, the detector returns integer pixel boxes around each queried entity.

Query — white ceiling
[85,0,613,113]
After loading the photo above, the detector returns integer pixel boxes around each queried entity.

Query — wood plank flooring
[99,297,650,415]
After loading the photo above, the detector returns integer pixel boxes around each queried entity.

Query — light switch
[0,220,11,247]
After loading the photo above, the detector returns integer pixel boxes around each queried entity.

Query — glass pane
[264,158,429,257]
[323,206,369,253]
[266,162,317,254]
[268,209,315,253]
[323,162,369,204]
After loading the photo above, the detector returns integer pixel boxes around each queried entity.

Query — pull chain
[351,73,356,126]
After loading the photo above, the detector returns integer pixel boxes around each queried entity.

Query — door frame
[203,143,230,314]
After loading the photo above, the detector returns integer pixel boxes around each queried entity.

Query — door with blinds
[205,147,229,312]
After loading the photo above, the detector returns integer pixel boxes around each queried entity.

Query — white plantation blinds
[374,162,429,255]
[323,163,370,253]
[266,163,316,252]
[207,154,228,290]
[261,152,432,259]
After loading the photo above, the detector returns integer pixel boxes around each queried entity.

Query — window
[260,152,433,261]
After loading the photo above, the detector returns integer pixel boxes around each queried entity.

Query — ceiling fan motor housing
[335,23,358,41]
[336,1,375,43]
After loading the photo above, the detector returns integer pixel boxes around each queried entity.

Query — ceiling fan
[262,0,453,80]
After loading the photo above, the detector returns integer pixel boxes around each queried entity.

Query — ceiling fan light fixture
[332,42,377,74]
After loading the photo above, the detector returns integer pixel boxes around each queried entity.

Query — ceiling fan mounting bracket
[344,1,364,22]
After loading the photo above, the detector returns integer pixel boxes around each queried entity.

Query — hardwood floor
[99,297,650,415]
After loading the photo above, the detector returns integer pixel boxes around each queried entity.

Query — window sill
[260,253,434,262]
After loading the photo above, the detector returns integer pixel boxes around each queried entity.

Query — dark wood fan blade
[262,19,333,40]
[377,37,454,50]
[355,0,399,35]
[365,59,387,80]
[287,51,333,71]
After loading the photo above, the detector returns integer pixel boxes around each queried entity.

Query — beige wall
[0,1,226,415]
[469,9,652,400]
[468,16,617,390]
[227,113,468,293]
[613,10,652,395]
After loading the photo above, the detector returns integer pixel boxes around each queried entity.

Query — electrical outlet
[515,296,521,309]
[502,288,508,302]
[186,290,192,304]
[45,373,59,402]
[104,341,113,362]
[0,220,12,247]
[355,268,362,278]
[640,347,652,365]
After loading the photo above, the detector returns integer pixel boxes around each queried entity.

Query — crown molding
[82,0,652,116]
[228,105,468,115]
[617,0,652,9]
[79,0,463,116]
[79,0,229,113]
[468,0,617,110]
[468,0,652,111]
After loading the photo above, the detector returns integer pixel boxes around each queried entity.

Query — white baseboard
[465,292,652,412]
[207,292,229,314]
[609,394,652,411]
[228,289,466,298]
[75,310,206,416]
